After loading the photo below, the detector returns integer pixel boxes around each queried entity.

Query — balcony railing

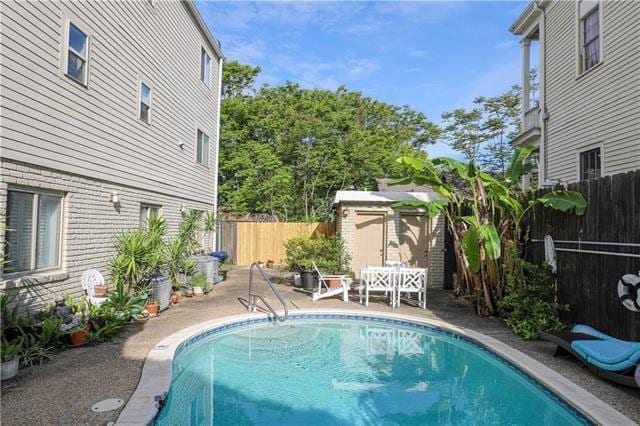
[522,106,541,133]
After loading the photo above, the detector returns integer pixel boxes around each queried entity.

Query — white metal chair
[311,261,352,302]
[81,269,108,306]
[396,267,427,309]
[360,266,398,307]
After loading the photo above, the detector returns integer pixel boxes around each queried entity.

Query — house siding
[0,1,221,310]
[543,0,640,182]
[0,0,220,202]
[336,204,445,289]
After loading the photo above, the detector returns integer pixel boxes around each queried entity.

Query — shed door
[354,212,385,278]
[399,214,430,268]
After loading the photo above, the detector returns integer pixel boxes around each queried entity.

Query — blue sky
[196,1,528,158]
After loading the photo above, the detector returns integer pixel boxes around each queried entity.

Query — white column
[520,38,531,126]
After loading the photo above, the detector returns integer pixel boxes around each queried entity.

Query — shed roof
[333,191,435,205]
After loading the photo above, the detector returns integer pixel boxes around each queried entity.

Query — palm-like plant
[392,145,587,315]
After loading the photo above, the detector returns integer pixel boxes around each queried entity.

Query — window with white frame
[139,204,161,229]
[580,147,601,180]
[139,82,152,123]
[200,48,211,87]
[66,22,89,85]
[196,130,209,167]
[579,1,601,72]
[4,190,63,274]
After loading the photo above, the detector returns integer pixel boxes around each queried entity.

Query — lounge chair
[311,261,352,302]
[540,324,640,388]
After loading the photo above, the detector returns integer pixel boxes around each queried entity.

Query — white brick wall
[0,159,215,313]
[336,203,445,289]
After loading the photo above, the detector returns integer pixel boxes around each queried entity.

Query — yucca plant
[201,212,216,249]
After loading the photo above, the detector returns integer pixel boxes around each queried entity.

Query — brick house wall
[0,159,214,313]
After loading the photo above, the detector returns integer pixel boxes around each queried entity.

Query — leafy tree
[478,86,521,173]
[221,60,261,99]
[440,98,489,164]
[218,63,440,221]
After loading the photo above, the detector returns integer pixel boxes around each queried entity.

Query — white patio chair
[361,266,398,307]
[396,267,427,309]
[81,269,108,306]
[311,261,352,302]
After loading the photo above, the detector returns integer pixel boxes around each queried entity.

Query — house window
[580,148,601,180]
[139,82,152,123]
[66,22,89,85]
[200,48,211,87]
[140,204,161,228]
[580,3,601,72]
[5,190,63,274]
[196,130,209,167]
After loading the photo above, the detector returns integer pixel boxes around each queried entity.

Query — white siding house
[0,1,223,311]
[510,0,640,187]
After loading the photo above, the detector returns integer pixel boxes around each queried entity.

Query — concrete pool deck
[1,266,639,425]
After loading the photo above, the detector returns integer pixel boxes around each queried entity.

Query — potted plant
[191,273,207,296]
[266,259,274,269]
[316,236,352,288]
[64,317,90,347]
[146,287,160,315]
[1,339,22,380]
[285,237,321,291]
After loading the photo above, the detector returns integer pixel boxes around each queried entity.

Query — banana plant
[391,145,587,315]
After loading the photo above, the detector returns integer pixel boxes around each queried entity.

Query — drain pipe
[533,0,549,184]
[212,54,224,251]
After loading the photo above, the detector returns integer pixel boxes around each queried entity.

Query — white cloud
[493,40,517,49]
[408,49,431,59]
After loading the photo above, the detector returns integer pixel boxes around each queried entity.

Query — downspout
[213,54,224,251]
[534,0,548,184]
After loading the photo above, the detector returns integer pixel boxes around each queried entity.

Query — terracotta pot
[69,329,88,346]
[93,285,107,298]
[266,261,274,269]
[170,294,178,304]
[147,302,160,315]
[328,278,342,288]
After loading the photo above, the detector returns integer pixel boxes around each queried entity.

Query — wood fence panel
[527,170,640,340]
[231,222,335,266]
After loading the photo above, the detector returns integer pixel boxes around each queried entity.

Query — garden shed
[333,184,445,288]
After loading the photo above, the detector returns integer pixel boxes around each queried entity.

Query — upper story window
[579,1,601,73]
[580,147,601,180]
[200,48,211,87]
[139,82,152,123]
[196,130,209,167]
[4,190,63,274]
[66,22,89,85]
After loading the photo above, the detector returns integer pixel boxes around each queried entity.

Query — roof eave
[509,1,544,35]
[184,0,223,59]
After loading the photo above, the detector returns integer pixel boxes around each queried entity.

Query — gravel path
[2,267,638,425]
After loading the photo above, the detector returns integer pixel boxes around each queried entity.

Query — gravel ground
[1,266,638,425]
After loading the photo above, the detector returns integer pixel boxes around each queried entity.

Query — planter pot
[185,289,194,297]
[93,285,108,298]
[170,294,179,304]
[266,261,274,269]
[300,271,318,291]
[1,357,19,380]
[69,329,89,347]
[193,286,204,296]
[146,302,160,316]
[328,278,342,288]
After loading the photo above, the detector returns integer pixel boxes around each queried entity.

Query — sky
[196,1,528,158]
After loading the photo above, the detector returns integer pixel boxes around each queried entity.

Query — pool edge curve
[115,309,634,426]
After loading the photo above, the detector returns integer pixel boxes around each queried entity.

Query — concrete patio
[1,266,638,425]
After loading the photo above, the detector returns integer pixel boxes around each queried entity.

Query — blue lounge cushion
[569,325,640,371]
[571,324,612,341]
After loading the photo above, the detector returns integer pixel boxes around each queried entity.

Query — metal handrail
[248,263,288,322]
[531,238,640,259]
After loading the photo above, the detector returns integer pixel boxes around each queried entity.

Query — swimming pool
[152,314,594,425]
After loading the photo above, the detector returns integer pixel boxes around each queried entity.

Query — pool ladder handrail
[248,262,288,322]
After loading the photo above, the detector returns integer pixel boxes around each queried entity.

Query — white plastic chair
[396,267,427,309]
[81,269,108,306]
[360,266,398,307]
[311,261,352,302]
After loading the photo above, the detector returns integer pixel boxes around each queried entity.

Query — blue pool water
[156,316,590,425]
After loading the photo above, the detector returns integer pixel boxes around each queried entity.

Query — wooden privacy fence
[220,221,335,266]
[526,170,640,340]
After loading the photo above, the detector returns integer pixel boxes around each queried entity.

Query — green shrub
[498,256,568,340]
[1,338,22,362]
[284,235,351,274]
[190,273,208,288]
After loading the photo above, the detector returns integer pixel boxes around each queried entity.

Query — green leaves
[505,144,535,185]
[391,199,449,219]
[479,224,501,260]
[462,227,481,273]
[538,190,588,215]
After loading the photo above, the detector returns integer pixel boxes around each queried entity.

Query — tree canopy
[218,61,440,221]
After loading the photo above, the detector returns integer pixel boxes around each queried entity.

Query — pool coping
[115,309,634,425]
